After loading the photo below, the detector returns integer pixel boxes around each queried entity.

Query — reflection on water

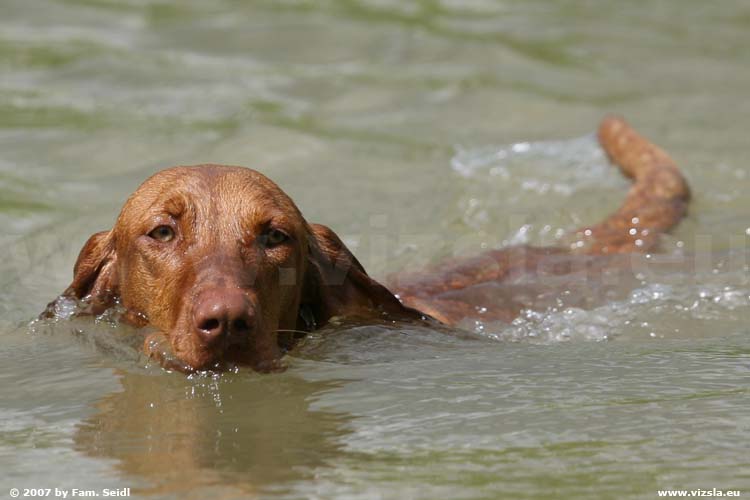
[74,370,352,498]
[2,0,750,498]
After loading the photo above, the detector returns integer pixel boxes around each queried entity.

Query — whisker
[276,328,311,335]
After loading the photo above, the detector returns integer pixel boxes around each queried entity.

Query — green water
[1,1,749,498]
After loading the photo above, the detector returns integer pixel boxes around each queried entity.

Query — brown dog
[44,117,689,372]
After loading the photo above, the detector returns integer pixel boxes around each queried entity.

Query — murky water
[1,1,749,498]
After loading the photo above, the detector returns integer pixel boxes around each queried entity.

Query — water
[1,1,749,498]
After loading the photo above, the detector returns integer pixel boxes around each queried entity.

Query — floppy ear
[43,230,119,317]
[301,223,423,327]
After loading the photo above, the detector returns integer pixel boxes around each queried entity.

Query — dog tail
[571,116,690,254]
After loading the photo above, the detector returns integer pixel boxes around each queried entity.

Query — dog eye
[148,225,175,242]
[264,229,289,247]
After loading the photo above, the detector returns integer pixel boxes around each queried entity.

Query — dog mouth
[143,331,286,373]
[143,331,200,372]
[221,340,253,364]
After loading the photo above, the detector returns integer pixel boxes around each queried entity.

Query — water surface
[1,1,749,498]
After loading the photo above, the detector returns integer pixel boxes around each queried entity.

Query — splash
[467,278,750,344]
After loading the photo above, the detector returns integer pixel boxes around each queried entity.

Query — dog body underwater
[44,117,690,372]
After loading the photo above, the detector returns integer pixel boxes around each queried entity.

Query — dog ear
[44,230,119,317]
[301,223,421,327]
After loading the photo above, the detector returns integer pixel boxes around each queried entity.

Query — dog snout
[192,288,254,346]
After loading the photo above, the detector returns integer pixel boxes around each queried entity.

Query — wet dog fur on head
[49,165,421,372]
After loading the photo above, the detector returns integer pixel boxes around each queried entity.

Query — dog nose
[193,288,253,346]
